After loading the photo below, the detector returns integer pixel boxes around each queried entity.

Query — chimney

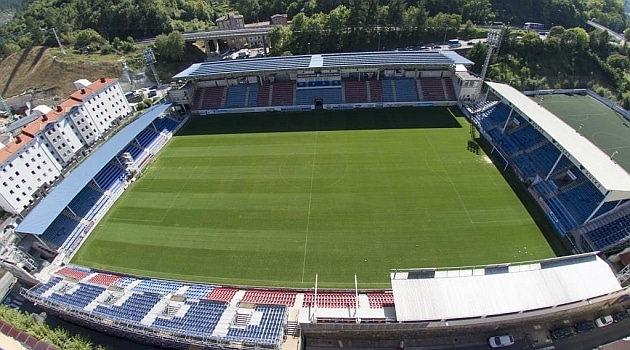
[100,77,106,83]
[42,115,48,121]
[81,88,86,94]
[56,105,63,112]
[15,136,22,144]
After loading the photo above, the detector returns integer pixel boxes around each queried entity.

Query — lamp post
[378,31,381,51]
[308,42,311,54]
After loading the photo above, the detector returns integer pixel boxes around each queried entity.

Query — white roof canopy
[486,82,630,200]
[391,253,621,322]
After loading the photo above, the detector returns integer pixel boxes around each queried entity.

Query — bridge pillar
[213,39,219,54]
[204,39,220,59]
[262,35,269,56]
[204,40,211,59]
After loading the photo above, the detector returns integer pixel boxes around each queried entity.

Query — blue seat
[296,88,342,105]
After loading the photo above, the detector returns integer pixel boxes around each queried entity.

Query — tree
[387,0,407,26]
[236,0,261,23]
[462,0,493,24]
[73,28,107,47]
[548,25,566,37]
[269,25,292,56]
[153,30,185,62]
[567,27,589,50]
[542,0,582,28]
[607,53,630,70]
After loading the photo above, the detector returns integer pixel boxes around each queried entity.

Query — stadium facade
[0,50,630,348]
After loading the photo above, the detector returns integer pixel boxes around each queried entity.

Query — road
[587,20,626,46]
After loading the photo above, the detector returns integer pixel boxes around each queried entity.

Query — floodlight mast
[42,28,66,55]
[0,94,11,118]
[474,27,505,102]
[143,49,161,88]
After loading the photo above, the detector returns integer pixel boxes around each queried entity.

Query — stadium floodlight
[473,28,505,102]
[143,49,162,88]
[0,93,11,118]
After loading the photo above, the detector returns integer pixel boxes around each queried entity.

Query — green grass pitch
[72,108,555,289]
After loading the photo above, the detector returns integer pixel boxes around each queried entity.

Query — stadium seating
[196,86,226,110]
[368,80,383,103]
[296,88,342,105]
[257,84,271,106]
[67,186,103,219]
[56,266,91,280]
[88,273,122,286]
[443,77,457,100]
[241,290,297,307]
[467,100,498,115]
[247,84,260,107]
[114,276,137,289]
[393,79,418,102]
[132,279,183,296]
[151,300,226,336]
[225,84,249,108]
[152,116,180,134]
[270,82,295,106]
[206,287,238,302]
[93,292,161,323]
[48,282,105,309]
[544,195,580,231]
[528,142,560,174]
[367,292,395,308]
[420,77,446,101]
[118,144,148,168]
[225,305,287,347]
[591,200,619,220]
[182,285,214,300]
[510,125,546,150]
[343,80,369,103]
[381,79,395,102]
[302,292,356,308]
[32,277,63,296]
[40,214,81,248]
[584,212,630,250]
[557,179,604,224]
[93,163,125,193]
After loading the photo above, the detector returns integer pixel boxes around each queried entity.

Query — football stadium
[2,49,630,349]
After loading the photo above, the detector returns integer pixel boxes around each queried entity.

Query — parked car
[613,311,629,322]
[489,334,515,348]
[574,321,595,333]
[595,315,614,327]
[550,326,576,340]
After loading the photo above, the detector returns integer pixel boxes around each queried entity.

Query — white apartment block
[0,78,131,214]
